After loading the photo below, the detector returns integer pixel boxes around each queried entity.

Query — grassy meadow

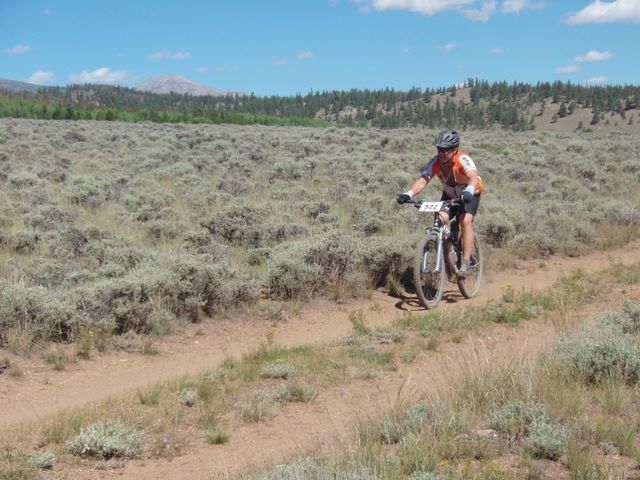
[1,257,639,478]
[1,118,639,355]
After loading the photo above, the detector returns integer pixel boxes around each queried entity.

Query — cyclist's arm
[407,176,429,197]
[465,169,480,190]
[458,154,482,194]
[407,156,437,196]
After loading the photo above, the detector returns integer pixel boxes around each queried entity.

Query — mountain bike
[407,199,483,309]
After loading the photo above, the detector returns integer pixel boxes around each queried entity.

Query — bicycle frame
[406,198,483,309]
[423,206,461,279]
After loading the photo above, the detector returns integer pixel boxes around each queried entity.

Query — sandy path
[2,240,640,479]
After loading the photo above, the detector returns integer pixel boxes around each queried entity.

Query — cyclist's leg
[437,191,453,226]
[459,195,481,261]
[459,212,475,260]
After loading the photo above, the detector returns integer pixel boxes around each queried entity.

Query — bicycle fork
[423,228,444,274]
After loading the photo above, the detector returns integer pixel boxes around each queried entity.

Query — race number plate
[418,201,443,213]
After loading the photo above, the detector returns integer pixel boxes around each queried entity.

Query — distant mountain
[136,75,242,97]
[0,78,45,94]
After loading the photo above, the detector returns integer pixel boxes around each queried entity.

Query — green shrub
[66,420,144,459]
[266,243,325,300]
[0,280,79,345]
[27,451,56,469]
[554,298,640,386]
[598,300,640,335]
[488,401,548,438]
[553,327,640,384]
[178,389,198,407]
[408,472,441,480]
[301,201,330,219]
[26,204,77,232]
[204,428,229,445]
[509,232,557,259]
[12,230,40,254]
[260,361,295,379]
[202,205,292,247]
[479,213,515,247]
[524,419,566,460]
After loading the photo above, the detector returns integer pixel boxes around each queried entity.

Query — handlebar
[405,199,463,209]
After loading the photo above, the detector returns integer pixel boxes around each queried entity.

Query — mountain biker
[396,128,484,277]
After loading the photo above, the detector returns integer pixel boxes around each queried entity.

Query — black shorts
[440,191,481,217]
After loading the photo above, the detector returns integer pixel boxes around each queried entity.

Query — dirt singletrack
[2,240,640,479]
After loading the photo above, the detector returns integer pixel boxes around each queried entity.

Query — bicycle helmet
[433,129,460,149]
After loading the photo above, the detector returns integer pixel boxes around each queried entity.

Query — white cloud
[296,51,314,60]
[27,71,54,84]
[566,0,640,24]
[501,0,544,13]
[5,44,32,55]
[68,67,129,84]
[365,0,476,16]
[43,8,52,15]
[574,50,613,62]
[196,66,209,73]
[491,47,507,54]
[443,43,457,52]
[586,75,609,84]
[149,51,191,60]
[555,65,581,73]
[463,1,496,21]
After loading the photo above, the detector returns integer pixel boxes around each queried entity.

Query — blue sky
[1,0,639,96]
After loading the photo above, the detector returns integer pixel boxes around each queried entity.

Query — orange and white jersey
[421,150,485,198]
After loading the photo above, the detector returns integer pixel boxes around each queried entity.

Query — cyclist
[396,128,484,277]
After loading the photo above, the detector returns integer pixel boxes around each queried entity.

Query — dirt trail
[2,241,640,479]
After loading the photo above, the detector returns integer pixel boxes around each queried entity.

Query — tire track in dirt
[2,241,640,479]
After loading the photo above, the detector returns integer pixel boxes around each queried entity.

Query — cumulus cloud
[355,0,542,18]
[566,0,640,24]
[296,51,314,60]
[5,44,32,55]
[574,50,613,62]
[443,43,458,52]
[463,0,496,20]
[27,71,54,84]
[586,75,609,84]
[149,51,191,60]
[363,0,476,16]
[501,0,544,13]
[68,67,129,84]
[555,65,581,73]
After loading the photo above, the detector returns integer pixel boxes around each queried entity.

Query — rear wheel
[413,233,445,309]
[457,236,483,298]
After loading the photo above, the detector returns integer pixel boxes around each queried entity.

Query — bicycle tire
[457,236,483,299]
[413,233,446,309]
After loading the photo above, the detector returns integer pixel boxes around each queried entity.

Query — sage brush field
[0,118,638,348]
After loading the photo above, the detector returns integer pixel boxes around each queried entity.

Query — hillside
[0,78,43,94]
[1,78,639,131]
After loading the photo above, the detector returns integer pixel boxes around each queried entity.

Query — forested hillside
[1,79,639,131]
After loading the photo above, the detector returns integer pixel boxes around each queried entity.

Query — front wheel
[457,236,483,299]
[413,233,445,309]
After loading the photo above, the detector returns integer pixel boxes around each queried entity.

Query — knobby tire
[413,233,445,309]
[457,236,483,299]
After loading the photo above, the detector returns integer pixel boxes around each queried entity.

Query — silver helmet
[433,129,460,149]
